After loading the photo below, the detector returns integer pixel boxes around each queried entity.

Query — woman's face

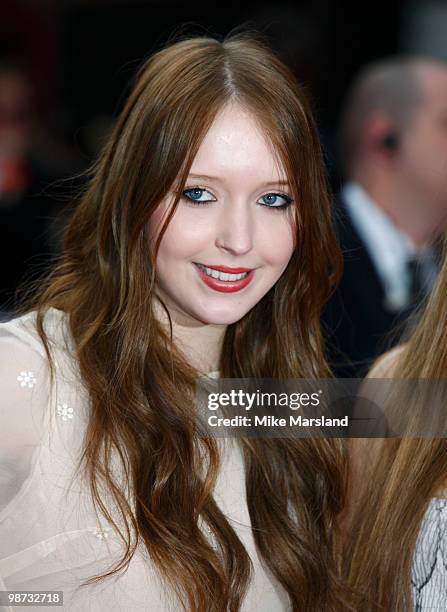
[150,103,295,326]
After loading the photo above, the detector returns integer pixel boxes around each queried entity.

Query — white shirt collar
[342,181,417,311]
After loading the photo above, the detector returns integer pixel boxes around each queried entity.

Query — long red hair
[21,33,349,611]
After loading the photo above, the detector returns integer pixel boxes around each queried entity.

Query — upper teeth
[197,264,249,281]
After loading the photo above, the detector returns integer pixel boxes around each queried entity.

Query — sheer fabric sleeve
[0,326,49,514]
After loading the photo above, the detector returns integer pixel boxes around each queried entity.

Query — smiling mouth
[195,263,251,281]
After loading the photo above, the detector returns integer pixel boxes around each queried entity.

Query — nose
[215,199,254,256]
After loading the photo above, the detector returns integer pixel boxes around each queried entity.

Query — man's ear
[363,112,400,164]
[380,132,399,151]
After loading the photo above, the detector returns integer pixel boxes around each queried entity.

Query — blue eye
[258,192,293,209]
[182,187,216,204]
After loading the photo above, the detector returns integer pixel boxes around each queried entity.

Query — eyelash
[181,186,294,210]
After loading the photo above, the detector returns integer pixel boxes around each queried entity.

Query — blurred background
[1,0,447,375]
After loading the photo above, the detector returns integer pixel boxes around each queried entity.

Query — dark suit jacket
[322,196,413,378]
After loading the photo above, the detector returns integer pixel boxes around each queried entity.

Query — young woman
[0,34,350,611]
[345,237,447,611]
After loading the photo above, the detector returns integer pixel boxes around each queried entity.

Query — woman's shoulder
[367,344,407,378]
[0,307,75,460]
[0,308,67,408]
[0,307,71,357]
[0,310,64,511]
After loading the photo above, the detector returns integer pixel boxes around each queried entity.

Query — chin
[197,307,251,326]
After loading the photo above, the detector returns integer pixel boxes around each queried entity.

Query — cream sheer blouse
[0,309,287,611]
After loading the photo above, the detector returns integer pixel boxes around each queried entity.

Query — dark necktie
[407,256,424,306]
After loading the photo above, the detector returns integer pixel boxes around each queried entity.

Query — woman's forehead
[189,103,288,187]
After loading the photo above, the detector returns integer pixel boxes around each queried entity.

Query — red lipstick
[194,263,254,293]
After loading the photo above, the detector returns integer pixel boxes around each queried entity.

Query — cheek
[148,199,171,242]
[405,128,439,165]
[258,217,295,267]
[153,207,215,263]
[404,135,445,181]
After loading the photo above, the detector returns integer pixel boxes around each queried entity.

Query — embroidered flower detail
[57,402,74,421]
[17,371,36,388]
[92,527,111,540]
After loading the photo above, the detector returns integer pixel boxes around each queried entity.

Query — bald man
[323,57,447,377]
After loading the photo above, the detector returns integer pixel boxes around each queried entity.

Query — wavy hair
[345,234,447,610]
[21,33,350,611]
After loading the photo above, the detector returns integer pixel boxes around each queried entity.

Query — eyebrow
[187,173,290,187]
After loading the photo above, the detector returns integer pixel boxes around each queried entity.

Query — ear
[363,112,400,166]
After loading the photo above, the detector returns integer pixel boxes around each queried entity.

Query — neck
[153,299,226,374]
[355,173,447,249]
